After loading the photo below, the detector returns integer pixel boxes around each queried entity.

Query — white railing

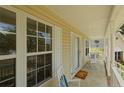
[114,61,124,80]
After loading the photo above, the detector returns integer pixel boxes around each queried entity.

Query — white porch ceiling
[47,5,113,39]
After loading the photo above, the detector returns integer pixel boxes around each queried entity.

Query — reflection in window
[27,18,37,36]
[45,53,52,65]
[27,37,37,53]
[0,23,16,33]
[37,55,44,68]
[0,59,15,87]
[0,7,16,55]
[0,7,16,33]
[27,56,36,73]
[46,25,52,38]
[46,39,52,51]
[38,22,45,37]
[0,78,15,87]
[45,65,52,79]
[38,38,45,52]
[27,71,36,87]
[0,33,16,55]
[37,68,44,83]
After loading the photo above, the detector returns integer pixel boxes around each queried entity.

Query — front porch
[0,5,124,87]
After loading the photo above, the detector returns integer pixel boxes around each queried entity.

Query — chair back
[57,66,69,87]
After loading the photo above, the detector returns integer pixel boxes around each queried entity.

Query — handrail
[114,62,124,80]
[112,66,124,87]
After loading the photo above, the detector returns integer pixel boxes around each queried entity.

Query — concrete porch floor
[43,61,108,87]
[79,61,108,87]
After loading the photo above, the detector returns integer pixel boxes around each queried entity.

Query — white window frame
[26,15,53,87]
[0,6,54,87]
[0,6,18,87]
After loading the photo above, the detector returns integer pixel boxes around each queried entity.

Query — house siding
[0,5,88,87]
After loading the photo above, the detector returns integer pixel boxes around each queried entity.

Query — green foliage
[120,60,124,65]
[0,32,16,55]
[119,24,124,35]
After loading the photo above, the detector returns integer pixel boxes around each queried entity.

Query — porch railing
[114,61,124,80]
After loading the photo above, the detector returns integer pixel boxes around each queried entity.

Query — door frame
[71,32,82,77]
[54,26,62,77]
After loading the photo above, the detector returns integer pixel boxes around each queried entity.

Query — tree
[118,24,124,35]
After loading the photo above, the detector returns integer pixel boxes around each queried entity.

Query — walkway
[79,61,108,87]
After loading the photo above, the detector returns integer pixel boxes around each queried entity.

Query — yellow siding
[8,5,88,86]
[62,30,71,78]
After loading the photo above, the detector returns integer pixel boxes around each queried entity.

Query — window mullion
[36,21,38,85]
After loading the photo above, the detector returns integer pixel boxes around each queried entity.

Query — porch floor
[80,61,108,87]
[42,61,108,87]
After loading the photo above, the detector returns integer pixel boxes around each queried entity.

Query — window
[0,59,16,87]
[27,18,52,87]
[0,7,16,87]
[85,40,89,56]
[115,51,123,62]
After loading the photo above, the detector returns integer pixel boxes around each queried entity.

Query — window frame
[26,14,53,87]
[0,6,17,87]
[0,6,54,87]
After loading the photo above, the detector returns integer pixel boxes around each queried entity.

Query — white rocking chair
[57,66,80,87]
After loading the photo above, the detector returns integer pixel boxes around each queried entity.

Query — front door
[71,33,80,74]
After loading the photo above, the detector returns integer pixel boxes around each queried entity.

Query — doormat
[75,70,88,79]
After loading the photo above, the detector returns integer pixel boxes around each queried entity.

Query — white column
[16,12,27,87]
[110,21,116,66]
[110,20,116,76]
